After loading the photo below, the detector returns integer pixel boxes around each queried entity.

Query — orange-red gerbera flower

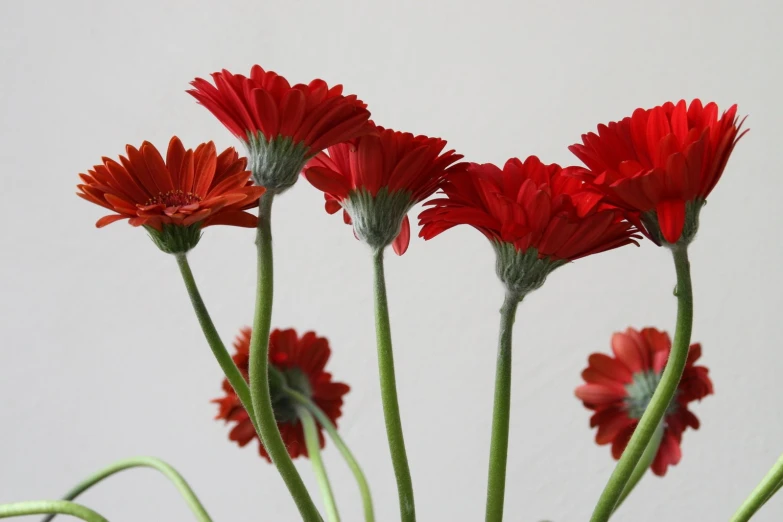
[575,327,714,476]
[189,66,373,192]
[418,156,638,295]
[213,328,350,461]
[77,137,264,253]
[304,126,465,255]
[569,99,747,246]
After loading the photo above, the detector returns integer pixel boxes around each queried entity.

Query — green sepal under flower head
[145,223,202,254]
[642,199,705,249]
[493,241,567,300]
[344,188,413,251]
[246,133,310,194]
[268,364,314,423]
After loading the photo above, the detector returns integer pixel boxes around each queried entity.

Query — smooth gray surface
[1,0,780,520]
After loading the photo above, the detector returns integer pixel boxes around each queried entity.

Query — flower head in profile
[189,66,373,193]
[569,99,747,246]
[304,125,465,255]
[418,156,638,297]
[213,328,350,461]
[77,137,264,253]
[575,327,714,476]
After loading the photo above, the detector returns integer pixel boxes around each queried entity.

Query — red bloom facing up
[575,327,714,476]
[569,99,747,246]
[418,156,638,295]
[304,126,464,255]
[189,66,373,193]
[77,137,264,253]
[213,328,350,461]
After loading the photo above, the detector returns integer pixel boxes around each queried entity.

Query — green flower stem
[298,406,341,522]
[175,253,255,423]
[40,456,211,522]
[485,292,521,522]
[612,423,665,515]
[0,501,107,521]
[590,247,694,522]
[248,192,322,522]
[730,453,783,522]
[287,387,375,522]
[372,248,415,522]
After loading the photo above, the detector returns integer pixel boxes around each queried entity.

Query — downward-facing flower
[575,327,714,476]
[569,99,747,246]
[189,66,373,193]
[213,328,350,461]
[419,156,638,297]
[76,137,264,253]
[304,126,464,255]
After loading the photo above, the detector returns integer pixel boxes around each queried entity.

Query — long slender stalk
[590,247,694,522]
[612,423,665,515]
[730,454,783,522]
[41,456,211,522]
[298,406,341,522]
[484,292,520,522]
[0,501,107,521]
[248,193,321,521]
[175,254,255,422]
[372,248,415,522]
[287,387,375,522]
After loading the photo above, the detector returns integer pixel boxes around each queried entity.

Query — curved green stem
[612,423,664,515]
[590,247,694,522]
[287,387,375,522]
[41,456,212,522]
[730,454,783,521]
[372,248,415,522]
[0,501,107,521]
[484,292,520,522]
[175,253,255,422]
[248,193,321,522]
[298,406,341,522]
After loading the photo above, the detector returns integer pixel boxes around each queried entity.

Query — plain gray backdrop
[1,0,781,520]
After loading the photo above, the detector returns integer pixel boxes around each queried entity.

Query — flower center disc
[146,190,202,208]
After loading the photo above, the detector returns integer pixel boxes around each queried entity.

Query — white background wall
[1,1,781,520]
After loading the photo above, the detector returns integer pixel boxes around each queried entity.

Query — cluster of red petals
[77,137,264,230]
[189,65,373,156]
[418,156,638,261]
[575,327,714,476]
[213,328,350,461]
[305,126,465,255]
[569,99,747,244]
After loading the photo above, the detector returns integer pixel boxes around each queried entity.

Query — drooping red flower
[213,328,350,461]
[575,327,714,476]
[189,66,373,192]
[569,99,747,245]
[419,156,638,259]
[304,125,465,255]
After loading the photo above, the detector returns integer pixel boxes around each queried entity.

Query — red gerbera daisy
[569,99,747,246]
[213,328,350,461]
[304,125,465,255]
[575,327,714,476]
[189,66,373,193]
[76,137,264,253]
[418,156,638,295]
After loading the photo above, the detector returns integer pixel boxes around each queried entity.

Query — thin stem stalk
[612,423,665,515]
[484,292,520,522]
[372,248,415,522]
[730,454,783,522]
[287,387,375,522]
[299,407,341,522]
[41,456,211,522]
[0,501,107,521]
[590,247,694,522]
[247,193,321,522]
